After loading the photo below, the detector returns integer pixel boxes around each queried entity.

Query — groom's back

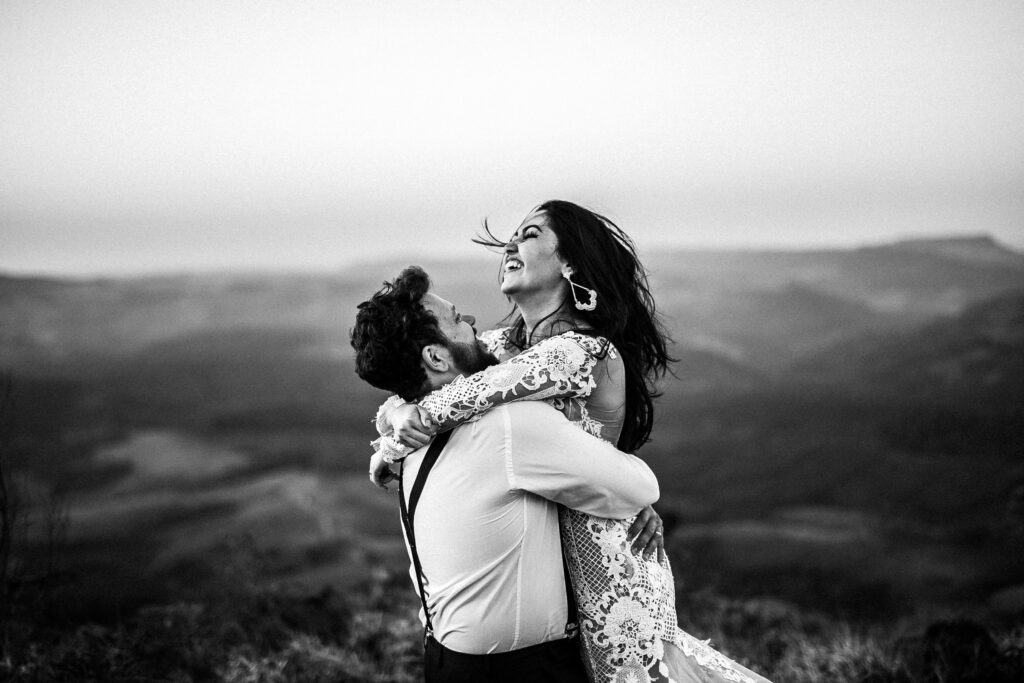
[400,403,572,655]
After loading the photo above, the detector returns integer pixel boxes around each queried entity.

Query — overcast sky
[1,0,1022,275]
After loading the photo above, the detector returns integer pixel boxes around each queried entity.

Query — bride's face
[500,209,567,299]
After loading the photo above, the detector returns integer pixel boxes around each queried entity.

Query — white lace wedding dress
[375,329,771,683]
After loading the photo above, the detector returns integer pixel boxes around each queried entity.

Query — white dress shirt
[400,401,660,655]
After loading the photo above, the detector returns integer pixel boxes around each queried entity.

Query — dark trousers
[423,635,588,683]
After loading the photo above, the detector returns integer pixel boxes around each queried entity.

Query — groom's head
[351,266,498,401]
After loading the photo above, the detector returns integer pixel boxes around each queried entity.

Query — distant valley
[1,235,1022,619]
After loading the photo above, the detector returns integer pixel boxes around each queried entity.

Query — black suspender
[398,429,578,643]
[559,507,579,637]
[399,430,452,638]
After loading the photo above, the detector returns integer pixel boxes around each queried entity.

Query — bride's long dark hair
[475,199,674,452]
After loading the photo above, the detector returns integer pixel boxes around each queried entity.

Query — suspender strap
[559,506,579,637]
[398,430,453,637]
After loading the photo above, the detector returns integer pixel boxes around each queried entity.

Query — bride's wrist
[374,395,409,435]
[377,434,414,464]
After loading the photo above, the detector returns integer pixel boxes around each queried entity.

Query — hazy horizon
[1,230,1019,280]
[3,1,1022,276]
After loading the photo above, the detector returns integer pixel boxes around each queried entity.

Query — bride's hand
[629,505,667,563]
[392,404,436,449]
[368,449,398,489]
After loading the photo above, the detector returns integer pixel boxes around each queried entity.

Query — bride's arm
[373,332,609,459]
[417,332,607,432]
[369,328,513,469]
[373,328,510,438]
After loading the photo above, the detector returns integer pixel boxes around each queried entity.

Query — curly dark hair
[350,266,447,401]
[475,200,675,453]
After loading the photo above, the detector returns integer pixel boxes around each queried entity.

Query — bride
[370,200,771,683]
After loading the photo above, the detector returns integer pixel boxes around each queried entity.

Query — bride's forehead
[512,210,549,234]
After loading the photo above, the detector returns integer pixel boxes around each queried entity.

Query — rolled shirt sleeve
[500,403,660,519]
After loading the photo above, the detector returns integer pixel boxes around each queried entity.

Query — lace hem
[675,633,762,683]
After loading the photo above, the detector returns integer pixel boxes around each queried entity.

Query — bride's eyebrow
[509,224,542,242]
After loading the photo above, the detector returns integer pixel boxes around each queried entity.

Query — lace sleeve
[369,328,511,436]
[477,327,509,358]
[418,332,608,432]
[373,394,407,436]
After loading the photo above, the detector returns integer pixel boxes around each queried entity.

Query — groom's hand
[629,505,667,563]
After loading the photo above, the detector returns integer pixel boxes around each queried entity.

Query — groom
[350,266,660,682]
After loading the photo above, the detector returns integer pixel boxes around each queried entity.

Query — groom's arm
[499,402,659,519]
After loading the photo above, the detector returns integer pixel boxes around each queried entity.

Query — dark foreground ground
[2,540,1022,682]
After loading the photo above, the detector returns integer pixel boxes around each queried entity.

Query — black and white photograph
[1,2,1022,681]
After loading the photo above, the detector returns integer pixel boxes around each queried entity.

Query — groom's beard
[448,338,499,375]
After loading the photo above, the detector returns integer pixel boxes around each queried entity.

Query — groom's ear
[421,344,451,373]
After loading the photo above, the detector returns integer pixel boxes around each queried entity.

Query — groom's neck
[424,367,464,393]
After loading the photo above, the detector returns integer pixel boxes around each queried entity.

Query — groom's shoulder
[447,404,561,457]
[502,401,562,419]
[473,402,563,434]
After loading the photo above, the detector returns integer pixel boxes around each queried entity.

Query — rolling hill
[1,234,1022,619]
[792,289,1024,407]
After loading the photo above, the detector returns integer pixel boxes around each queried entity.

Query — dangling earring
[562,266,597,312]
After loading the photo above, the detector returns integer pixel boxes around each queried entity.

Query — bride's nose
[463,314,476,326]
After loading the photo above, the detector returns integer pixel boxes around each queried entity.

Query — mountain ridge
[4,234,1024,380]
[2,233,1021,621]
[2,233,1021,282]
